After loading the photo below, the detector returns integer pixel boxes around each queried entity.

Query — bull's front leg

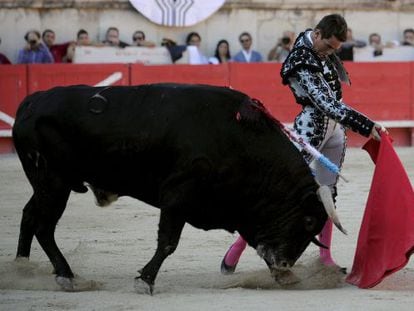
[135,207,185,295]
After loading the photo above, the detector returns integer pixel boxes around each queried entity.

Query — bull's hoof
[134,276,154,295]
[272,269,300,286]
[14,256,30,263]
[56,276,74,291]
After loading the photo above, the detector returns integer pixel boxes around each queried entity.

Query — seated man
[401,28,414,46]
[102,27,129,48]
[336,28,366,61]
[42,29,74,63]
[17,30,54,64]
[232,32,263,63]
[132,30,156,47]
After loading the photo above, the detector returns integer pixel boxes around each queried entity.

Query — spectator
[186,31,202,47]
[161,38,186,63]
[232,32,263,62]
[161,38,177,48]
[208,39,231,64]
[66,29,99,62]
[185,31,208,64]
[401,28,414,46]
[336,28,366,61]
[132,30,156,47]
[42,29,73,63]
[102,27,129,48]
[0,37,11,64]
[17,30,54,64]
[75,29,103,47]
[267,31,295,62]
[369,33,385,57]
[76,29,92,46]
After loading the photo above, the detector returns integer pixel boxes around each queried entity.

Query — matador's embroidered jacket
[280,30,374,137]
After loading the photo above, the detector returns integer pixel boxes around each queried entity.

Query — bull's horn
[317,185,348,235]
[311,237,328,249]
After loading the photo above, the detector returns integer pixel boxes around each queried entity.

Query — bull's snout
[278,260,290,269]
[271,259,294,270]
[256,244,293,270]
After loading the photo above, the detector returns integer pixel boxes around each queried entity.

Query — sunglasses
[240,38,250,43]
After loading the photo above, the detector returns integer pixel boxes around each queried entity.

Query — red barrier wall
[343,62,414,146]
[228,62,300,122]
[0,65,27,153]
[130,63,230,86]
[0,62,413,153]
[28,64,130,93]
[343,62,412,120]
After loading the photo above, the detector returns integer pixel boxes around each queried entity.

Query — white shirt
[242,49,252,62]
[187,46,209,65]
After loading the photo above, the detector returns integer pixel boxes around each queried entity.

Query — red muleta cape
[346,134,414,288]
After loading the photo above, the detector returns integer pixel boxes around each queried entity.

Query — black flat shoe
[339,267,347,274]
[220,257,237,274]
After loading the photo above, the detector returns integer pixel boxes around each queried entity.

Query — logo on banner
[129,0,225,27]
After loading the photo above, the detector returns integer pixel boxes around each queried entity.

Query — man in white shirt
[232,32,263,63]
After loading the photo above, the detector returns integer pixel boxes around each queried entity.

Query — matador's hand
[371,123,388,141]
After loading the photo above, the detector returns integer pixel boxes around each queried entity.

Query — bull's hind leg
[16,196,37,258]
[33,186,73,290]
[16,160,74,290]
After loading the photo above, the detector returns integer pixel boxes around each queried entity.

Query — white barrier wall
[354,46,414,62]
[73,46,173,64]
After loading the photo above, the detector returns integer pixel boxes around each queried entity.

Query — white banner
[129,0,225,27]
[354,46,414,62]
[73,46,173,65]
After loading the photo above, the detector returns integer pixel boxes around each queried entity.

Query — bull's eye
[304,216,316,232]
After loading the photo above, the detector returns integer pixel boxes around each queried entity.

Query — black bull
[12,83,333,292]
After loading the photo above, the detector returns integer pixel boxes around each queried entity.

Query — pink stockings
[223,235,247,267]
[318,219,336,266]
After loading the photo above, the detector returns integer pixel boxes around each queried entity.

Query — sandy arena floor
[1,147,414,311]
